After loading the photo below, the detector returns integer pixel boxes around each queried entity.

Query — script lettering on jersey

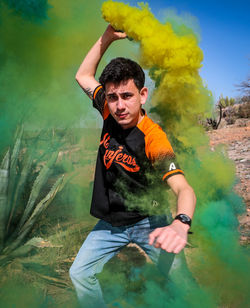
[100,133,140,172]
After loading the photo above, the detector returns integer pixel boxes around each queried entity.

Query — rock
[234,118,247,127]
[217,118,227,129]
[225,116,236,125]
[222,101,250,119]
[238,102,250,118]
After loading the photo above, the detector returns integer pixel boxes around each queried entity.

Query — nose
[116,98,125,110]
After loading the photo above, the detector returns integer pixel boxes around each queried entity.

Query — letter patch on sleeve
[169,162,176,171]
[162,159,184,182]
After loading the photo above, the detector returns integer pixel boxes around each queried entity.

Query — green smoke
[0,0,249,307]
[2,0,51,21]
[101,1,249,307]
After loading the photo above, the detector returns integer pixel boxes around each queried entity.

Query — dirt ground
[208,118,250,245]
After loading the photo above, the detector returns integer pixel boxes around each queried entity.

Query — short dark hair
[99,57,145,91]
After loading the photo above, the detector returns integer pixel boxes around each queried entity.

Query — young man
[70,25,196,308]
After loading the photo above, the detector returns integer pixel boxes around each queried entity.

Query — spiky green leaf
[10,125,23,172]
[6,151,33,233]
[0,149,10,251]
[3,175,64,254]
[18,151,58,229]
[5,126,23,224]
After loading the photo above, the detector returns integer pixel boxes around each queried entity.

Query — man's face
[105,79,148,130]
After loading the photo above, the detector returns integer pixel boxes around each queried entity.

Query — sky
[129,0,250,102]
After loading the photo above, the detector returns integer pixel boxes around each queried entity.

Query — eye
[122,93,133,99]
[107,94,117,101]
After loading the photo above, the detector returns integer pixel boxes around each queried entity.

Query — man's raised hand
[103,24,127,42]
[75,24,128,99]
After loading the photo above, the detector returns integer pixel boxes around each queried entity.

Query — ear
[139,87,148,105]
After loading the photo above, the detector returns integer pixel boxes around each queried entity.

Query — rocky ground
[208,118,250,245]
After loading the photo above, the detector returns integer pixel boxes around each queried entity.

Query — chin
[117,119,129,126]
[115,116,128,124]
[115,118,130,128]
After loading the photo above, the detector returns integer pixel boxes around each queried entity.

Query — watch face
[179,214,191,223]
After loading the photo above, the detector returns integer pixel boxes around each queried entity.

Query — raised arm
[75,25,127,99]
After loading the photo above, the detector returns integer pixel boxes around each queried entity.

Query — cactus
[3,175,64,255]
[0,126,64,261]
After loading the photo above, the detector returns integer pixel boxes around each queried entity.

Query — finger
[149,228,161,245]
[113,28,127,37]
[148,228,162,245]
[154,227,176,247]
[160,236,177,252]
[106,25,127,40]
[116,32,127,39]
[154,234,169,248]
[170,237,187,254]
[154,231,169,246]
[173,243,186,254]
[162,237,183,253]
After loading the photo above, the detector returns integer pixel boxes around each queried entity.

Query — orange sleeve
[92,85,110,120]
[145,128,175,163]
[145,128,184,182]
[103,101,110,120]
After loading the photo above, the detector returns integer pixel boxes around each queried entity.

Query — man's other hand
[148,220,189,254]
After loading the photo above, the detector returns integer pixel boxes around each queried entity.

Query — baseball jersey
[90,85,184,226]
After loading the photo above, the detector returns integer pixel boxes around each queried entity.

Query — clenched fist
[149,220,189,254]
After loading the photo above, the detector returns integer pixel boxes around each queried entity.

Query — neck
[138,110,145,125]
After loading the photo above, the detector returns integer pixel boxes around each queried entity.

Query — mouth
[115,113,128,119]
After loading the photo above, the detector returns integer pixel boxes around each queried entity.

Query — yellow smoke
[102,0,213,149]
[101,3,249,306]
[101,0,235,209]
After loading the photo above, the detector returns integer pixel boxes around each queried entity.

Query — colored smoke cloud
[102,1,249,307]
[0,0,249,307]
[0,0,135,306]
[2,0,51,21]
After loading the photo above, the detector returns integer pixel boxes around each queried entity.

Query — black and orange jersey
[90,85,184,226]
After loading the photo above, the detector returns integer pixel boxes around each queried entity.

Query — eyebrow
[106,93,117,97]
[106,91,133,96]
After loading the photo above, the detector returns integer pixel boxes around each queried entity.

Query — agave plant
[0,126,64,265]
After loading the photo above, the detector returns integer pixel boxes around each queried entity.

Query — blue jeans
[69,215,175,308]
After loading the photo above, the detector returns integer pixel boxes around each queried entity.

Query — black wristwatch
[174,214,192,226]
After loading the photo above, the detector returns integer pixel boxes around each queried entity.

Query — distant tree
[235,76,250,97]
[235,76,250,104]
[218,94,236,108]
